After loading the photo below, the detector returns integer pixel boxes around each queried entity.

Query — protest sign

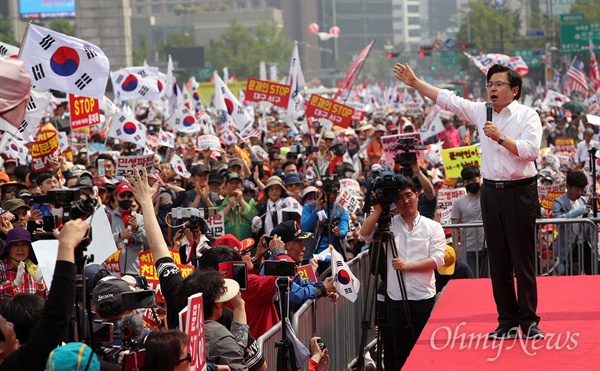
[554,138,575,154]
[196,134,221,150]
[204,212,225,238]
[297,264,317,283]
[305,94,354,129]
[104,249,121,275]
[115,154,154,177]
[441,145,482,178]
[538,183,566,218]
[436,187,467,225]
[30,129,60,172]
[184,293,207,371]
[69,94,101,130]
[245,78,291,108]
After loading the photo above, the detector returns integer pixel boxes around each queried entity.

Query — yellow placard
[441,145,482,178]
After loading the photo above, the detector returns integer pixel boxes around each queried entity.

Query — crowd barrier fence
[257,218,599,369]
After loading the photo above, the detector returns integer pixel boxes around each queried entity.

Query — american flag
[590,40,600,94]
[566,57,588,94]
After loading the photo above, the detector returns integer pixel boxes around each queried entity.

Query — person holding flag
[360,177,445,370]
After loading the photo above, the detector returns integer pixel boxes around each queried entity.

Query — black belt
[483,177,535,190]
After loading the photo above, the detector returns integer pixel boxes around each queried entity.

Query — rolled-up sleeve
[515,110,542,161]
[429,222,447,269]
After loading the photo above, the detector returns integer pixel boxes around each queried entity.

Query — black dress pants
[481,180,540,328]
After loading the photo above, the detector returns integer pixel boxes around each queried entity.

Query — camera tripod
[589,148,598,217]
[312,191,346,276]
[275,276,298,371]
[356,208,414,371]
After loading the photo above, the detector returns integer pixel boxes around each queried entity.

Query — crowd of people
[0,59,598,370]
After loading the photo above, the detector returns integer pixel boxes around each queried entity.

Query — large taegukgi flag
[19,24,109,99]
[111,67,161,104]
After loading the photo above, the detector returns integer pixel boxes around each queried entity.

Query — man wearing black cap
[183,164,219,208]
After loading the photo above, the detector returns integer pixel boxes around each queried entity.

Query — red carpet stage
[404,276,600,370]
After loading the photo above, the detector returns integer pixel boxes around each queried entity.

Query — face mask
[119,200,133,210]
[465,183,481,194]
[306,200,317,206]
[243,196,253,203]
[344,171,354,178]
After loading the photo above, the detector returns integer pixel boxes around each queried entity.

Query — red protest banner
[185,293,206,371]
[30,129,60,173]
[305,94,354,128]
[104,249,122,275]
[69,94,101,130]
[245,78,291,108]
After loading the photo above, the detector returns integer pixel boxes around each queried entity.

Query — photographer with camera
[360,178,445,370]
[301,176,349,264]
[0,219,89,370]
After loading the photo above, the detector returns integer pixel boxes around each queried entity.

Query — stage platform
[404,276,600,370]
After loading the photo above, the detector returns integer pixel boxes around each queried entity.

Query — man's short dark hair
[487,64,523,101]
[281,161,297,173]
[461,165,481,181]
[95,153,115,168]
[13,165,31,184]
[197,246,242,270]
[34,171,55,186]
[566,170,588,188]
[0,293,45,344]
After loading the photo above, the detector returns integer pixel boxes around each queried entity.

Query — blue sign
[445,38,456,50]
[526,30,545,37]
[19,0,75,18]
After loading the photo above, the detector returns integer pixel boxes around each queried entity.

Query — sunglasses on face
[175,352,192,365]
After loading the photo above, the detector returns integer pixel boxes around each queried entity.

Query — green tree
[0,14,19,46]
[49,18,74,36]
[206,20,292,79]
[570,0,600,22]
[132,36,148,66]
[456,0,521,70]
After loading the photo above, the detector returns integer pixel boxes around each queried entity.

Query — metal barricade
[258,251,373,371]
[257,218,600,369]
[445,218,599,276]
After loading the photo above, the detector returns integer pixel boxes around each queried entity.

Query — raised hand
[125,167,158,203]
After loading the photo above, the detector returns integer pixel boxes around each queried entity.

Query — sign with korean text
[381,132,424,165]
[115,154,154,177]
[69,94,101,130]
[305,94,354,129]
[341,101,366,121]
[204,212,225,238]
[297,264,317,283]
[538,183,566,218]
[245,78,291,108]
[196,134,221,150]
[185,293,206,371]
[560,13,584,23]
[104,249,122,275]
[436,187,467,225]
[441,145,482,178]
[30,129,60,173]
[336,178,362,213]
[560,22,600,53]
[554,138,575,154]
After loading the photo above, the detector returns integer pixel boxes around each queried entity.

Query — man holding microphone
[393,62,543,341]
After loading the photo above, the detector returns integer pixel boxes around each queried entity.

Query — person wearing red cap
[106,183,148,275]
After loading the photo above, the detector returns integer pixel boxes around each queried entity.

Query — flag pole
[338,39,376,104]
[17,18,33,60]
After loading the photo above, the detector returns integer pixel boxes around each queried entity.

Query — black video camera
[362,171,408,213]
[392,137,426,177]
[316,174,339,196]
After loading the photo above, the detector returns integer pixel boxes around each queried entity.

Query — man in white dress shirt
[393,63,544,341]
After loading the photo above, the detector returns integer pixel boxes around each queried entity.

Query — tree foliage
[570,0,600,22]
[49,18,74,36]
[132,36,148,66]
[206,20,292,79]
[0,14,19,46]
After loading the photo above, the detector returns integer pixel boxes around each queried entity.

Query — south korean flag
[0,87,52,142]
[19,24,109,99]
[0,41,19,59]
[111,66,161,104]
[0,132,29,164]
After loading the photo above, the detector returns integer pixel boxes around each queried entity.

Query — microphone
[486,101,493,122]
[119,313,144,347]
[123,211,136,244]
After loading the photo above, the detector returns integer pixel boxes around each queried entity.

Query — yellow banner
[441,145,482,178]
[197,81,248,108]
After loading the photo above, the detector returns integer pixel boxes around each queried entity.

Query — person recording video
[360,178,445,370]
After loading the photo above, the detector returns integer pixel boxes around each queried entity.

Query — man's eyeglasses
[485,81,511,89]
[175,352,192,365]
[4,189,18,194]
[118,193,134,199]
